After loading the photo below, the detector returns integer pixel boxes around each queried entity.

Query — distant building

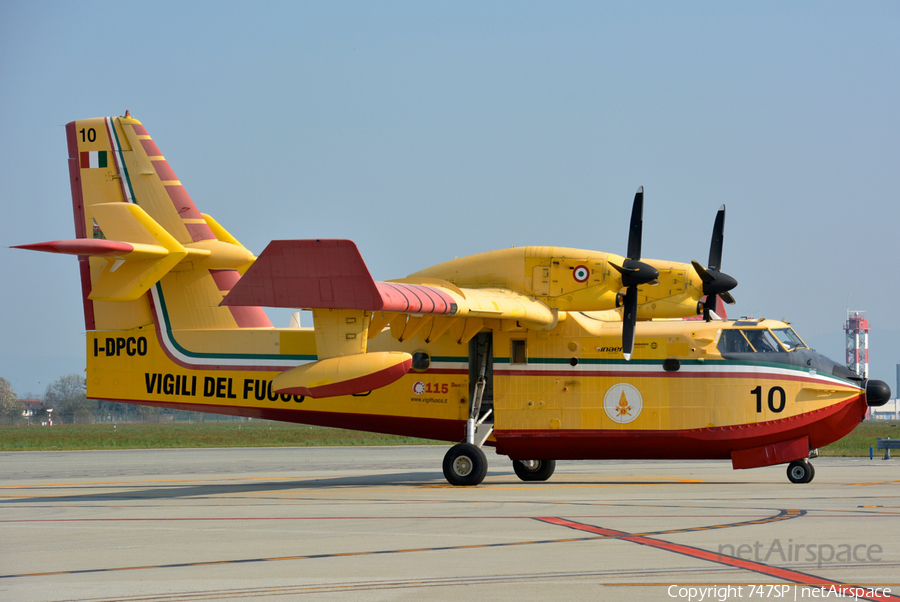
[20,399,44,418]
[869,399,899,421]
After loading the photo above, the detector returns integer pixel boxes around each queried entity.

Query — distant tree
[94,399,125,423]
[43,374,94,424]
[137,404,163,422]
[0,377,24,425]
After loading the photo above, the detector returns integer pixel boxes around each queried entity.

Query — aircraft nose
[865,379,891,407]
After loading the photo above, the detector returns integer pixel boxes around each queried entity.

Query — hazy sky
[2,2,898,396]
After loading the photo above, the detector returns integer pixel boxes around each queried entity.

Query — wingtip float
[15,112,890,487]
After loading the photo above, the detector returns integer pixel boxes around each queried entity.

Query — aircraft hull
[494,394,865,465]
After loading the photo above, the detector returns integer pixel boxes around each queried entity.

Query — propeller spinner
[692,205,738,321]
[611,187,659,360]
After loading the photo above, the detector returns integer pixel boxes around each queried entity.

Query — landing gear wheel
[442,443,488,486]
[512,459,556,482]
[787,459,815,484]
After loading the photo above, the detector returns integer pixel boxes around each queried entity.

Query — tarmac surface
[1,446,898,602]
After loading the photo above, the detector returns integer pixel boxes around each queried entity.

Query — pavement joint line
[0,508,805,580]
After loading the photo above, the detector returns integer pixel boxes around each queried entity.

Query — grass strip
[0,422,442,451]
[1,421,896,454]
[817,421,899,457]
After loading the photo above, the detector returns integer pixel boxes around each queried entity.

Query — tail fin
[16,114,270,330]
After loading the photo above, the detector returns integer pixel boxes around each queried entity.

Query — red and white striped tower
[844,310,871,419]
[844,311,869,379]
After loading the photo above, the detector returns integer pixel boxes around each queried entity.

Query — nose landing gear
[786,459,815,483]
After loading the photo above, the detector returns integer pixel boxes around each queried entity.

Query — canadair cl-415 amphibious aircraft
[15,113,890,486]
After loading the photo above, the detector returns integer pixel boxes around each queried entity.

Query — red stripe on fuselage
[494,395,866,461]
[88,396,465,443]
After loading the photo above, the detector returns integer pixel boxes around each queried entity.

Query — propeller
[691,205,738,321]
[611,187,659,360]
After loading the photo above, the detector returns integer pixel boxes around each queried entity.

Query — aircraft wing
[221,239,556,398]
[222,239,557,329]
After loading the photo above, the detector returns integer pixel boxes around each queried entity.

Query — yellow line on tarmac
[0,475,347,490]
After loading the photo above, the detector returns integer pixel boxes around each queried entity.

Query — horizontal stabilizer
[87,204,188,302]
[14,239,139,257]
[273,351,412,398]
[16,202,187,302]
[222,239,458,314]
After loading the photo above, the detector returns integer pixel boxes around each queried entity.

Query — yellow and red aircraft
[16,113,890,486]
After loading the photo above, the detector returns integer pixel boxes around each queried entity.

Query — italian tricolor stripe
[80,151,108,169]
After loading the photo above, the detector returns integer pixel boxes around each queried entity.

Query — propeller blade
[691,260,713,284]
[708,205,725,271]
[704,293,719,321]
[626,186,644,260]
[620,186,654,359]
[692,205,737,321]
[622,286,638,361]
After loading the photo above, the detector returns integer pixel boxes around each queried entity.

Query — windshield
[742,329,783,352]
[718,329,785,354]
[771,327,808,351]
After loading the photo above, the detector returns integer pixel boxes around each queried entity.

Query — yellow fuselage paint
[86,309,862,446]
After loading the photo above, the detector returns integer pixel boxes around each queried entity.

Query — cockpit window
[718,329,785,354]
[771,328,808,351]
[742,329,783,352]
[718,330,754,353]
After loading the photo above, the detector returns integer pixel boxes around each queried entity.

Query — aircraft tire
[787,459,814,484]
[442,443,488,486]
[512,459,556,482]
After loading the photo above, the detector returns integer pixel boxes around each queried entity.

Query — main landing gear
[441,448,558,486]
[786,459,816,484]
[443,336,494,486]
[512,459,556,482]
[443,443,488,486]
[441,334,558,487]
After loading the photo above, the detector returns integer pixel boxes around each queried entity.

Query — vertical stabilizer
[26,114,271,331]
